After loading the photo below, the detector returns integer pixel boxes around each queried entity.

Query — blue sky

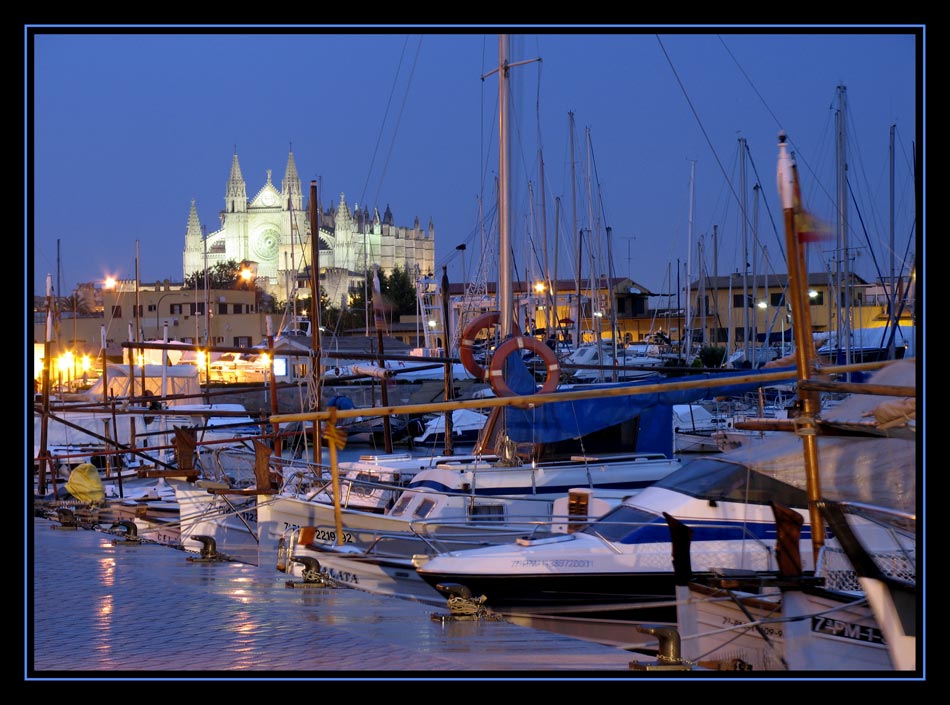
[28,27,921,303]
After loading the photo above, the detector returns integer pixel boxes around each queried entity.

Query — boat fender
[488,335,560,397]
[459,312,520,380]
[276,535,289,573]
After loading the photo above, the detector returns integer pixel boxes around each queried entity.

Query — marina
[29,31,921,685]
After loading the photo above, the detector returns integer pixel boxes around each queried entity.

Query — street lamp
[154,292,179,339]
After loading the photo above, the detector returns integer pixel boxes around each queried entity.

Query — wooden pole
[309,180,323,464]
[441,265,454,455]
[777,133,825,561]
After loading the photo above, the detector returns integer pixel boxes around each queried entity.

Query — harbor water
[29,513,651,679]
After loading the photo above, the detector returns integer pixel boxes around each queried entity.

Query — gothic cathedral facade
[182,150,436,307]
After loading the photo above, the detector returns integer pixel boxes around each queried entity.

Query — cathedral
[182,150,436,307]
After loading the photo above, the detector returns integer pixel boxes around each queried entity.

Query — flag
[777,133,833,244]
[791,158,833,244]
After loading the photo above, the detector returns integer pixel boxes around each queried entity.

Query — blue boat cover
[498,344,796,457]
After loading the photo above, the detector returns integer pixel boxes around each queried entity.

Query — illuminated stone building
[182,150,436,305]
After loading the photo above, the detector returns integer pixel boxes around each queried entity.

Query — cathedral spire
[282,148,303,211]
[225,149,247,213]
[184,199,202,249]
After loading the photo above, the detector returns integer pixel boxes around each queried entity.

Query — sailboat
[667,133,918,672]
[412,133,919,669]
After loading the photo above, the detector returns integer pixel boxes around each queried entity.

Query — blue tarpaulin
[498,346,795,457]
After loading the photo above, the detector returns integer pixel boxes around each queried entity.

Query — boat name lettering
[323,567,358,584]
[510,559,592,569]
[811,616,886,644]
[720,616,783,638]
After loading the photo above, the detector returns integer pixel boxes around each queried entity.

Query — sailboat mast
[740,137,750,365]
[777,131,825,561]
[888,123,897,360]
[498,34,513,338]
[685,160,695,361]
[309,179,323,463]
[569,112,581,349]
[836,84,850,369]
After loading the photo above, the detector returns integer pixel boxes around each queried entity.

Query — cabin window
[413,498,436,519]
[390,495,412,516]
[468,504,506,522]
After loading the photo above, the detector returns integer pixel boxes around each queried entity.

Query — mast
[685,160,695,362]
[888,124,897,359]
[751,182,761,361]
[309,180,323,463]
[569,112,581,349]
[740,138,750,365]
[835,84,851,370]
[498,34,513,338]
[777,131,825,561]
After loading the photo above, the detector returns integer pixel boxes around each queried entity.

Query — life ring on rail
[488,335,560,397]
[459,312,520,380]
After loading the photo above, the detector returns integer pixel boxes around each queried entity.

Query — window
[218,302,228,315]
[735,327,746,343]
[171,303,183,315]
[233,336,252,347]
[770,292,786,307]
[809,291,824,305]
[110,305,123,318]
[712,328,729,343]
[733,294,752,308]
[147,303,157,313]
[469,504,506,521]
[413,498,436,519]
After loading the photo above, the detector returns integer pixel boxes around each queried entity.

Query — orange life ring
[488,335,560,397]
[459,312,520,380]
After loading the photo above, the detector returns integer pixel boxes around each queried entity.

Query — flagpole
[776,131,825,561]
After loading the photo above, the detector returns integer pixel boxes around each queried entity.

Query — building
[182,150,436,305]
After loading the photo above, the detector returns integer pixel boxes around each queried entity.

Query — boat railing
[816,500,917,590]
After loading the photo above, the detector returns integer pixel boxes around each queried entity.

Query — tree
[184,260,242,290]
[384,264,418,316]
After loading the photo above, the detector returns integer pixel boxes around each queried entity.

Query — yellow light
[81,355,91,372]
[534,281,546,294]
[241,268,252,281]
[58,352,74,372]
[104,276,117,289]
[259,353,270,366]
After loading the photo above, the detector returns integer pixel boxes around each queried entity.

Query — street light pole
[154,292,178,339]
